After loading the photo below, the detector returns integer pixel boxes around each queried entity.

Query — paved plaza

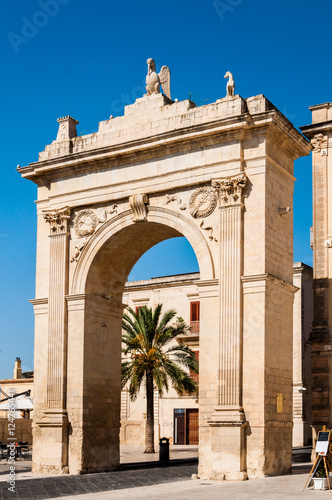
[0,462,331,500]
[0,446,328,500]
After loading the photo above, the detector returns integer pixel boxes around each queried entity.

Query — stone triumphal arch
[20,69,310,479]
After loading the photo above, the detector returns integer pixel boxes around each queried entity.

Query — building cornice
[241,273,298,293]
[300,120,332,138]
[18,103,310,186]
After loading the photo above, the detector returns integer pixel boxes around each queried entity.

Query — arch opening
[67,212,211,472]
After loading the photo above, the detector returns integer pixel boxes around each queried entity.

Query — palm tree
[121,304,198,453]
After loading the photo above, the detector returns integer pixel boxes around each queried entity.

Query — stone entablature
[20,94,307,170]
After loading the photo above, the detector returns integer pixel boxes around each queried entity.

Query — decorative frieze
[199,220,217,242]
[129,194,149,222]
[164,194,187,211]
[71,205,118,263]
[73,209,98,237]
[73,206,117,238]
[71,238,88,263]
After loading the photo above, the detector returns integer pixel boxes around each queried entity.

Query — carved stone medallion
[73,209,98,237]
[189,187,217,218]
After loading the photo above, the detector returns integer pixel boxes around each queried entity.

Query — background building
[301,104,332,446]
[293,263,313,446]
[122,265,313,447]
[0,264,313,449]
[0,357,33,443]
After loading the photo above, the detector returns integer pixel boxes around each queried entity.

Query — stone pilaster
[43,207,71,409]
[32,207,71,474]
[212,173,247,420]
[204,174,247,481]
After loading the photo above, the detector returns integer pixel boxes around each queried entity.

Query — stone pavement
[0,463,196,499]
[0,462,331,500]
[0,446,324,500]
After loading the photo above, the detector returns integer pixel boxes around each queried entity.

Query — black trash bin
[159,437,170,463]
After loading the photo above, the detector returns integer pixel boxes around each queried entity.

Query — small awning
[0,397,33,410]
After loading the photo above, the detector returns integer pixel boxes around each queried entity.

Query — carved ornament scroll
[129,194,149,222]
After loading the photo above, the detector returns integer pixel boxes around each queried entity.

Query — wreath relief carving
[189,186,218,218]
[71,205,118,262]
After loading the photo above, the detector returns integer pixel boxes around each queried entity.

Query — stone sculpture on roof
[146,58,171,99]
[224,71,235,97]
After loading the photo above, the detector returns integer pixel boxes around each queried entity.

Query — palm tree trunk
[145,371,155,453]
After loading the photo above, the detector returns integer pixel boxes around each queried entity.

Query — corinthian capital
[311,133,328,153]
[43,207,71,234]
[212,173,247,208]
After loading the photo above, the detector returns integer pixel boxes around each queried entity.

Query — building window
[189,350,199,386]
[190,301,200,333]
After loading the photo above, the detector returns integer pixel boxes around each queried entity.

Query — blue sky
[0,0,330,378]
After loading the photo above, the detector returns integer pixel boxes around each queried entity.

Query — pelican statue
[146,58,171,100]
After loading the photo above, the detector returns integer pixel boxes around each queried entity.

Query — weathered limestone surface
[19,89,310,478]
[292,263,313,447]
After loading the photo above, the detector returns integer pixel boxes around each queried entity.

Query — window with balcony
[190,301,200,334]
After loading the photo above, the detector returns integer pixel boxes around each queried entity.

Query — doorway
[174,408,199,445]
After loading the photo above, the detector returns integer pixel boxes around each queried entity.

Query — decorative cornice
[19,106,310,186]
[65,293,126,311]
[212,173,247,208]
[129,194,149,222]
[29,298,48,305]
[57,116,79,124]
[43,207,71,234]
[195,279,219,287]
[241,273,298,293]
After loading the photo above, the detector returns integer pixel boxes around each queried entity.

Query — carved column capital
[43,207,71,234]
[129,194,149,222]
[212,173,247,208]
[311,133,328,152]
